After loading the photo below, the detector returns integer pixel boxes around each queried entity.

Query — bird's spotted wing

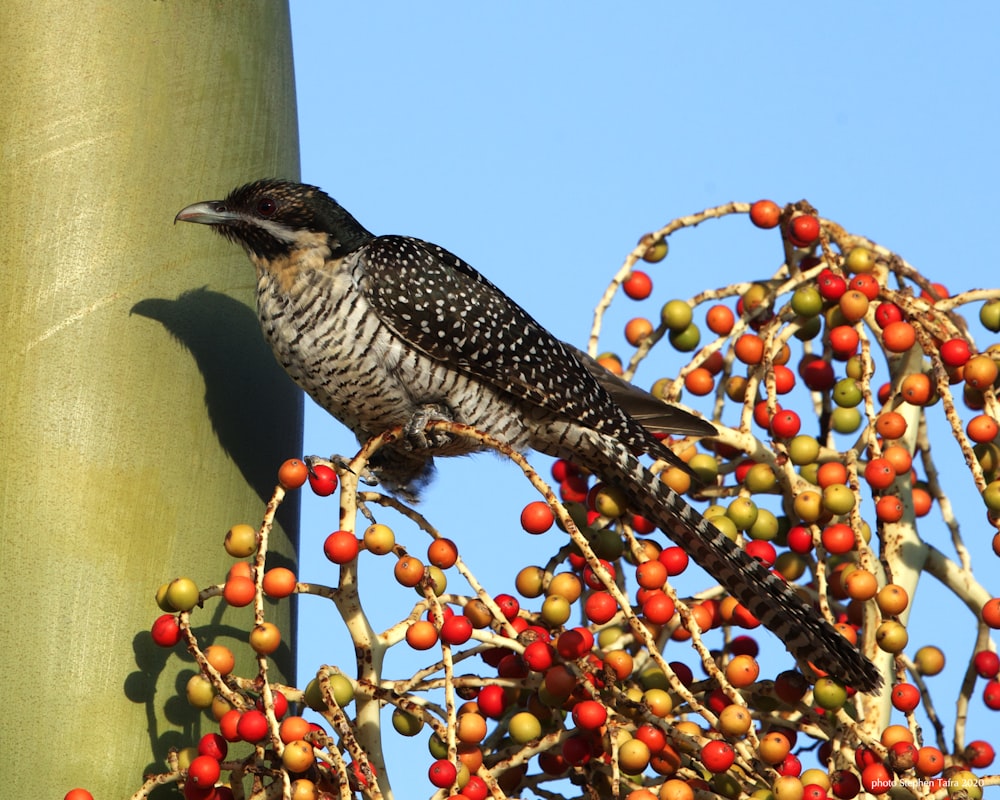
[357,236,642,441]
[570,346,716,439]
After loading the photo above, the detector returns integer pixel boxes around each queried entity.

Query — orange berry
[427,538,459,569]
[705,304,735,335]
[900,373,932,405]
[625,317,655,346]
[749,199,781,229]
[844,568,878,601]
[277,458,308,489]
[725,654,760,687]
[882,444,912,475]
[877,583,909,615]
[393,556,425,587]
[967,414,999,444]
[684,367,715,396]
[965,355,999,390]
[734,333,765,365]
[876,411,907,439]
[223,575,256,607]
[262,566,297,598]
[882,320,916,352]
[875,495,904,522]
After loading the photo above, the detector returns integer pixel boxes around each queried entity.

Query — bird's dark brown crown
[203,179,373,260]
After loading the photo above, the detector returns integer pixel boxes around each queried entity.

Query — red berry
[439,615,473,646]
[890,682,920,712]
[582,559,615,589]
[745,540,776,566]
[734,459,755,484]
[307,463,338,496]
[571,699,608,730]
[855,746,880,770]
[257,690,288,719]
[632,513,656,534]
[800,356,836,391]
[461,775,489,800]
[219,709,242,742]
[965,740,995,768]
[323,530,360,564]
[705,687,729,715]
[562,734,594,765]
[983,679,1000,710]
[477,684,509,719]
[520,500,554,534]
[151,614,182,647]
[658,546,689,575]
[623,270,653,300]
[556,627,594,659]
[821,523,855,555]
[940,338,972,367]
[522,640,555,671]
[641,590,676,624]
[183,781,217,800]
[770,409,801,438]
[860,762,892,794]
[729,635,759,657]
[974,650,1000,678]
[848,274,880,301]
[779,753,802,776]
[237,709,269,743]
[772,363,796,394]
[198,732,228,761]
[584,591,618,624]
[701,740,735,772]
[753,400,775,429]
[427,758,457,789]
[788,214,821,247]
[828,325,860,359]
[864,458,897,490]
[786,525,814,554]
[775,669,809,704]
[817,269,847,301]
[874,301,903,329]
[669,660,694,686]
[802,784,828,800]
[830,769,861,799]
[493,593,519,620]
[187,754,221,787]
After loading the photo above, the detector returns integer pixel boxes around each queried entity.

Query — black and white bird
[176,179,881,692]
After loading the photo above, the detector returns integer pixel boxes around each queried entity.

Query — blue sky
[287,1,1000,791]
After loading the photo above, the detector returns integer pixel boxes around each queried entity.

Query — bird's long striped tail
[579,436,883,693]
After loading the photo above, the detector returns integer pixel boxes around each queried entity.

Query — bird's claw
[304,454,380,487]
[402,404,455,451]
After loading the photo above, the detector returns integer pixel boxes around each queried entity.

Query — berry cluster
[75,199,1000,800]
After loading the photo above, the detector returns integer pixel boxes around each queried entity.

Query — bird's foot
[305,454,380,487]
[402,404,455,450]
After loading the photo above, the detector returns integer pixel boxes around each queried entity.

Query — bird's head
[175,179,373,261]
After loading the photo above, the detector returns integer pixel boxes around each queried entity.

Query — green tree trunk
[0,3,301,797]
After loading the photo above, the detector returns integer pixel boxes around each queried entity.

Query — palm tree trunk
[0,3,301,796]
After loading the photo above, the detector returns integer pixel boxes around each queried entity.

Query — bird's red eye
[256,198,277,217]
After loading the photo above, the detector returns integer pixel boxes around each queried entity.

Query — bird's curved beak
[174,201,240,226]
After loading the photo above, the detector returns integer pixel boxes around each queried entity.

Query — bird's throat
[249,231,338,296]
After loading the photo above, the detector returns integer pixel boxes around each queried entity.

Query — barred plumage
[176,179,882,692]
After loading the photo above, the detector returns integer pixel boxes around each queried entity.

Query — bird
[176,179,882,692]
